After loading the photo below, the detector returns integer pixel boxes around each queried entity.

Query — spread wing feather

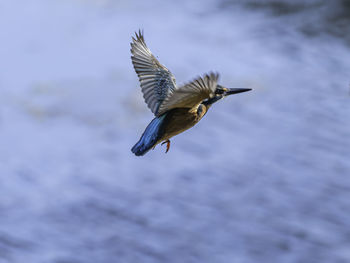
[157,72,219,115]
[131,30,219,116]
[131,30,177,116]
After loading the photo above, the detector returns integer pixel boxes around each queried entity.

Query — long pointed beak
[225,88,252,96]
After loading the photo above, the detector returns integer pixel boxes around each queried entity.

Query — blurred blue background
[0,0,350,262]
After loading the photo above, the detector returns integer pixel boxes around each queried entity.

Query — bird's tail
[131,114,167,156]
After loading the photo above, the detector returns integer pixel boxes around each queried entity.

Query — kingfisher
[130,30,251,156]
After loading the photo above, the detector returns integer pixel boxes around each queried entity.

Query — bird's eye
[215,87,225,95]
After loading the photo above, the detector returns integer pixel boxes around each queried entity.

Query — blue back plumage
[131,114,167,156]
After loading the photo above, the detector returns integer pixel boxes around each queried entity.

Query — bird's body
[131,106,206,156]
[130,30,251,156]
[160,106,207,142]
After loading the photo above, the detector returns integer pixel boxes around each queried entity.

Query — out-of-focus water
[0,0,350,262]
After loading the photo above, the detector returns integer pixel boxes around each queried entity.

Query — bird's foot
[161,140,171,153]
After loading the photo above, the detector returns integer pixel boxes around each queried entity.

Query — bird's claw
[161,140,170,153]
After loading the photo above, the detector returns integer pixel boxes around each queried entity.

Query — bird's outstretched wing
[157,72,219,115]
[131,30,177,116]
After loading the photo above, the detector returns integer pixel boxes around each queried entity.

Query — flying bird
[130,30,251,156]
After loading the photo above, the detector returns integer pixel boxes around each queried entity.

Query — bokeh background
[1,0,350,262]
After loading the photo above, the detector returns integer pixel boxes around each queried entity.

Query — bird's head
[203,85,251,107]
